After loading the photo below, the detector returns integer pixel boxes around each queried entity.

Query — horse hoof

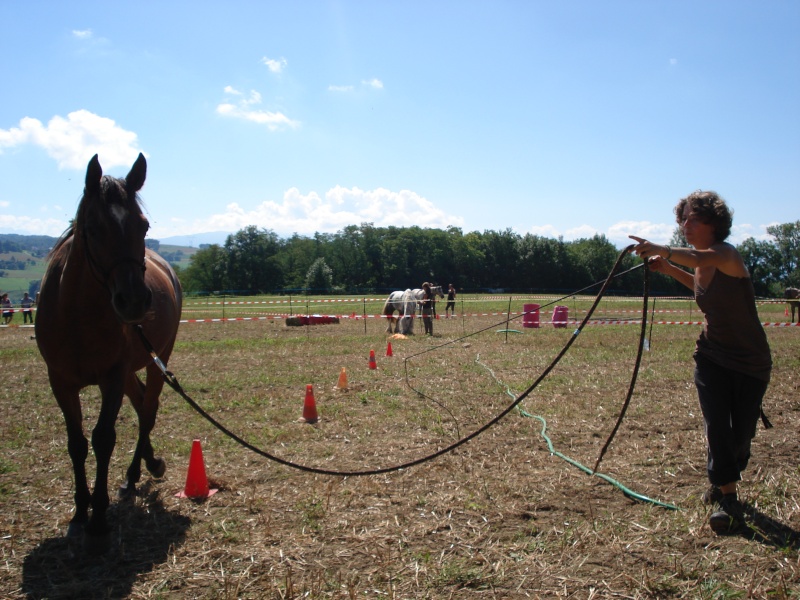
[148,457,166,478]
[119,480,136,499]
[66,521,85,538]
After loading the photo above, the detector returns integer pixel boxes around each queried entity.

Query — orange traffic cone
[176,439,218,499]
[369,349,377,370]
[386,341,393,357]
[302,384,319,424]
[337,367,349,390]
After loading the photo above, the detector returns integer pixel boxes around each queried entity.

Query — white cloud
[261,57,287,73]
[72,29,93,39]
[150,185,463,239]
[564,224,599,240]
[217,87,299,130]
[216,103,299,130]
[607,220,675,246]
[529,221,678,247]
[328,84,354,93]
[362,78,384,89]
[527,224,561,238]
[0,110,143,169]
[730,223,774,244]
[0,214,69,237]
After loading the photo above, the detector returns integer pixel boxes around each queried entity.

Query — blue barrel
[522,303,540,328]
[552,305,568,328]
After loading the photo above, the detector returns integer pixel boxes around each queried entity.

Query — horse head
[78,153,152,323]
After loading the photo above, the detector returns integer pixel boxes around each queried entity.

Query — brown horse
[786,287,800,323]
[35,154,182,552]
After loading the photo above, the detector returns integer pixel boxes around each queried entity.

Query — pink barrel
[522,303,540,328]
[552,305,568,328]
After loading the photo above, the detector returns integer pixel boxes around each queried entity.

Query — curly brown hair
[674,190,733,242]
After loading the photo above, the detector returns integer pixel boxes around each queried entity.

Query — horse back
[141,248,182,356]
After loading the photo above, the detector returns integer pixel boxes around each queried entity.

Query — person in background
[420,282,434,335]
[1,293,13,325]
[445,283,456,317]
[629,190,771,535]
[20,292,34,324]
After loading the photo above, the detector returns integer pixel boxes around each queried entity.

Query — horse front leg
[83,377,124,552]
[120,368,166,498]
[54,386,91,539]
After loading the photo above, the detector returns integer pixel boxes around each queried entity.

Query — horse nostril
[113,289,152,322]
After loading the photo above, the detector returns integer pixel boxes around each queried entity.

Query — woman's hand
[629,235,669,261]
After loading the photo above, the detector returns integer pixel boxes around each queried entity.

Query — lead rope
[136,245,644,477]
[592,258,651,473]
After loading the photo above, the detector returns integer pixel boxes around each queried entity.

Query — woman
[420,282,434,335]
[630,190,771,535]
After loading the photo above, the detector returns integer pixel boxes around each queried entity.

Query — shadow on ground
[21,483,190,600]
[741,502,800,550]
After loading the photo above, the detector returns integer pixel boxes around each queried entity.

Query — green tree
[478,229,520,289]
[448,228,485,291]
[280,234,319,289]
[305,257,334,294]
[766,221,800,286]
[224,226,284,293]
[181,244,227,293]
[566,235,619,290]
[516,234,568,292]
[738,238,782,296]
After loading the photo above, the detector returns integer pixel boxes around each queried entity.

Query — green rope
[475,355,680,511]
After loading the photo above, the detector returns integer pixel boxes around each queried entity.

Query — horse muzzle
[112,286,152,323]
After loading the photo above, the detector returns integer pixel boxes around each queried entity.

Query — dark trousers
[694,353,768,487]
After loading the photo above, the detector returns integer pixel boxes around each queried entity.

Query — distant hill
[0,233,199,296]
[158,231,231,248]
[0,233,58,257]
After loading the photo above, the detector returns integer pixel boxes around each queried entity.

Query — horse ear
[125,153,147,192]
[85,154,102,194]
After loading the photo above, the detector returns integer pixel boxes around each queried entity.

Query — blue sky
[1,1,798,248]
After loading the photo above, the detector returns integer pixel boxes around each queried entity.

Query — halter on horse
[35,154,182,553]
[381,285,444,334]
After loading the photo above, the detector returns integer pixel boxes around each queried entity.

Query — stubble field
[1,295,798,599]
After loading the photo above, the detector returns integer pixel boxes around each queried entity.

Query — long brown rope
[137,246,646,477]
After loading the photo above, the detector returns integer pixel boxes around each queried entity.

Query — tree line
[175,221,800,297]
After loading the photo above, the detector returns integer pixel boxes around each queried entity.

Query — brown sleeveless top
[695,270,771,381]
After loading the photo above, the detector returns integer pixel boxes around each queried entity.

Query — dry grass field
[1,295,798,599]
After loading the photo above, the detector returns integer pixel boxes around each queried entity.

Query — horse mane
[48,223,75,260]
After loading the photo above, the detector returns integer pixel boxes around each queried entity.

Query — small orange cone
[176,439,218,499]
[301,384,319,424]
[386,341,393,357]
[369,349,377,370]
[337,367,348,390]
